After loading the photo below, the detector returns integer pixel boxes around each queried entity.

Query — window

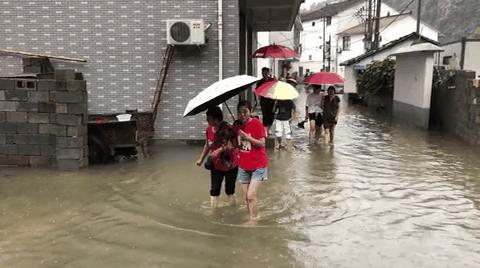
[309,55,312,61]
[326,16,332,26]
[342,36,351,51]
[312,21,315,27]
[443,56,452,65]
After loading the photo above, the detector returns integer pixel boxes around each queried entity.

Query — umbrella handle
[224,102,236,121]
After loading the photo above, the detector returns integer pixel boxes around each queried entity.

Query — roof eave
[340,32,439,66]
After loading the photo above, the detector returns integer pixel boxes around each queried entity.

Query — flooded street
[1,94,480,267]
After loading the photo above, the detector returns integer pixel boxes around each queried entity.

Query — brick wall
[0,0,240,140]
[0,70,88,169]
[431,70,480,145]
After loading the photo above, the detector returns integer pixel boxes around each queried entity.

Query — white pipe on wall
[218,0,223,80]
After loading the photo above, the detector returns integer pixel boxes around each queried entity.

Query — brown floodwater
[1,93,480,268]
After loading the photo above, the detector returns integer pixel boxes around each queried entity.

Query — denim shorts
[237,167,268,184]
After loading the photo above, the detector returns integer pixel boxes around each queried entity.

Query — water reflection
[1,95,480,267]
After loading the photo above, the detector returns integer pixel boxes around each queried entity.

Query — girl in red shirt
[236,100,269,223]
[196,107,237,208]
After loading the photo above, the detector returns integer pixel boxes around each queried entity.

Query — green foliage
[356,58,395,97]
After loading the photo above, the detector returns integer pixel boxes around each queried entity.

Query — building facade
[341,33,439,94]
[337,12,438,77]
[438,38,480,79]
[0,0,303,140]
[294,0,438,78]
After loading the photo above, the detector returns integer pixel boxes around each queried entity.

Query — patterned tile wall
[0,0,240,140]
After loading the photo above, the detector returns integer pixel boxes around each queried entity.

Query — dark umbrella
[297,120,307,129]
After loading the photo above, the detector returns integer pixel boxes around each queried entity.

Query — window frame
[342,36,351,51]
[326,16,332,26]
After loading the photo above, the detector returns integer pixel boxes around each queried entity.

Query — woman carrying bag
[196,107,238,208]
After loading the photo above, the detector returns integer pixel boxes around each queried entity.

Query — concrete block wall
[0,69,88,169]
[0,0,240,140]
[431,70,480,145]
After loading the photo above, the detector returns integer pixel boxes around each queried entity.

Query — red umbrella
[253,44,300,59]
[304,72,344,85]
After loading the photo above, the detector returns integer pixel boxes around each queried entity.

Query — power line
[379,0,415,34]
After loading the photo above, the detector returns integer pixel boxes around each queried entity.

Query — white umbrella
[183,75,261,117]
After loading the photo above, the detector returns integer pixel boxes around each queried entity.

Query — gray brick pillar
[0,69,88,169]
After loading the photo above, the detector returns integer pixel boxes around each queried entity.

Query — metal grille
[170,22,190,42]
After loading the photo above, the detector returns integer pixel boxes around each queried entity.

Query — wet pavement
[1,92,480,267]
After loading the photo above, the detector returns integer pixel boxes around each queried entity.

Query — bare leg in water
[241,180,262,223]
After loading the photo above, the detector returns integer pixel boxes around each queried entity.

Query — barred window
[343,36,351,51]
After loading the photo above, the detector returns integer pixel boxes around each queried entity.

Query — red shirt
[238,118,268,170]
[211,147,239,171]
[206,125,216,152]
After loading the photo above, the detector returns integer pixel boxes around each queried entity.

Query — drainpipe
[218,0,223,80]
[218,0,236,120]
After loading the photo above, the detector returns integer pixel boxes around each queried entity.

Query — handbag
[204,155,214,170]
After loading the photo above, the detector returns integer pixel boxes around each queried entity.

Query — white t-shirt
[306,93,323,113]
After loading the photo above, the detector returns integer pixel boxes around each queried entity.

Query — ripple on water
[1,95,480,267]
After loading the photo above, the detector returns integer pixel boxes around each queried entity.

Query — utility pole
[322,17,326,71]
[327,35,331,71]
[416,0,422,34]
[373,0,382,49]
[365,0,373,51]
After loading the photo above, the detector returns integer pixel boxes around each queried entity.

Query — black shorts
[308,112,323,127]
[210,167,238,196]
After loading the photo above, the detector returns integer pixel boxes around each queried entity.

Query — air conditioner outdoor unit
[166,19,205,45]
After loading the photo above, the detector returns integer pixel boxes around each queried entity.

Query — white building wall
[422,55,435,108]
[337,17,438,78]
[256,32,273,78]
[380,17,438,45]
[344,66,357,93]
[299,18,324,72]
[343,38,437,94]
[337,34,364,77]
[393,52,433,109]
[438,42,462,70]
[332,2,405,75]
[269,31,295,48]
[464,41,480,78]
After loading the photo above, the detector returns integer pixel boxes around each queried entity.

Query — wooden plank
[0,48,87,62]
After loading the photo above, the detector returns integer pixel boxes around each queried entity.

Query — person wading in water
[235,100,269,223]
[321,86,340,144]
[196,107,237,208]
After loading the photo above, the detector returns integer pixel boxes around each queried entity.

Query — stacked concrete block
[433,70,480,146]
[0,69,88,169]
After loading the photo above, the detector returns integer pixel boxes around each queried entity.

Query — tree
[356,58,395,97]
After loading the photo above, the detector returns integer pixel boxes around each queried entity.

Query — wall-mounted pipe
[218,0,223,80]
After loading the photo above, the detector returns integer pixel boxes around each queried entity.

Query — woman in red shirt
[236,100,269,222]
[196,107,237,208]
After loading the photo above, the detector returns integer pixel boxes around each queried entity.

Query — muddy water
[1,95,480,267]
